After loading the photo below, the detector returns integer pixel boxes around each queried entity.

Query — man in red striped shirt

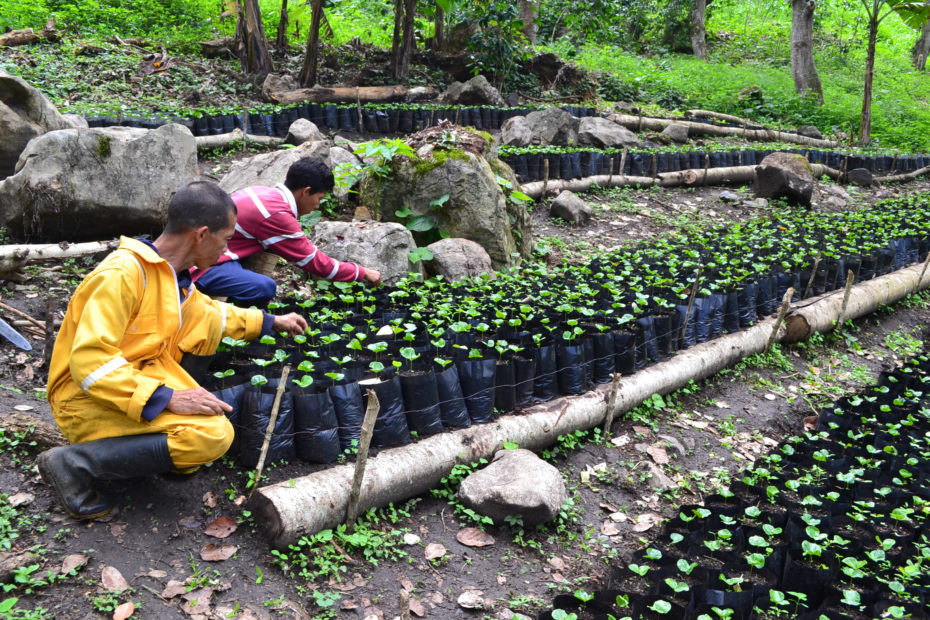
[193,157,381,305]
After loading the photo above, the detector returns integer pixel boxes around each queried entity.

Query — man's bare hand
[363,268,382,287]
[272,312,308,337]
[167,388,232,416]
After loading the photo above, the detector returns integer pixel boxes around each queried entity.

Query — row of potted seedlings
[204,191,930,471]
[541,353,930,619]
[499,145,930,183]
[84,103,597,137]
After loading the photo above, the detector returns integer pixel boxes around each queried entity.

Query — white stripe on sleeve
[295,250,318,267]
[326,259,341,280]
[244,187,271,219]
[80,357,129,392]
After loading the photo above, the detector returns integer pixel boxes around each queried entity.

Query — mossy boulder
[359,127,531,269]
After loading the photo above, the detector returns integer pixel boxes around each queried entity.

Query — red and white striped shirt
[195,184,365,283]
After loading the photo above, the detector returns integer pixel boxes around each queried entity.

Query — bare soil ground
[2,151,930,619]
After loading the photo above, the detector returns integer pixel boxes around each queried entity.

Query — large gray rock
[500,116,533,147]
[261,73,296,100]
[310,221,421,285]
[62,114,89,129]
[550,191,591,226]
[358,150,531,268]
[577,117,640,148]
[0,69,73,180]
[796,125,822,140]
[523,107,578,146]
[0,124,198,241]
[458,449,567,526]
[438,74,506,107]
[285,119,327,146]
[424,238,493,281]
[753,152,815,207]
[847,168,873,187]
[661,123,689,144]
[219,140,361,199]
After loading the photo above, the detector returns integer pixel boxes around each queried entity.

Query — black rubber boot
[37,433,174,520]
[180,353,216,385]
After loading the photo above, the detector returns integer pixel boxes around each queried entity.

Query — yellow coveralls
[47,237,265,469]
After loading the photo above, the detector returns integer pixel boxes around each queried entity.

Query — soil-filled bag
[458,357,497,423]
[513,354,537,408]
[399,371,444,437]
[213,382,248,453]
[722,291,740,334]
[435,365,470,428]
[292,388,340,464]
[652,311,675,356]
[612,331,636,375]
[556,343,586,396]
[676,302,698,349]
[581,337,594,389]
[590,333,615,383]
[533,344,559,402]
[329,381,365,452]
[635,316,660,365]
[494,360,518,414]
[361,376,410,448]
[238,386,295,468]
[736,283,758,327]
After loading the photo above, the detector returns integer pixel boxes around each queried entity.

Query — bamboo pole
[248,365,291,498]
[345,389,380,531]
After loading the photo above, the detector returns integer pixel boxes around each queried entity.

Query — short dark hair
[284,157,335,194]
[164,181,236,234]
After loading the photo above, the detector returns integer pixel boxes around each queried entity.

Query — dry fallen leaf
[200,543,237,562]
[60,554,88,574]
[496,575,506,585]
[101,566,130,592]
[457,590,485,609]
[204,516,237,539]
[202,491,218,508]
[8,492,34,507]
[610,434,630,447]
[12,404,33,411]
[400,578,414,592]
[632,425,651,434]
[424,543,446,560]
[144,569,167,579]
[161,580,187,599]
[455,527,494,548]
[547,556,567,571]
[408,598,426,617]
[609,511,628,523]
[601,520,621,536]
[646,445,669,465]
[402,533,421,545]
[804,415,818,431]
[112,601,135,620]
[632,512,662,533]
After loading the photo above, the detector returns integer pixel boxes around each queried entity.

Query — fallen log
[195,128,283,149]
[873,165,930,184]
[0,29,40,47]
[0,240,118,283]
[251,257,930,547]
[0,412,67,450]
[686,109,759,127]
[268,85,439,106]
[607,113,838,149]
[519,163,844,199]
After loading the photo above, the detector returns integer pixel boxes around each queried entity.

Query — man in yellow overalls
[40,181,308,520]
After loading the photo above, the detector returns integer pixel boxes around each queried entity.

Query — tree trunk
[518,0,538,45]
[860,12,879,146]
[606,113,838,147]
[297,0,324,87]
[274,0,288,54]
[691,0,708,60]
[790,0,823,103]
[912,19,930,70]
[390,0,405,78]
[434,7,444,51]
[398,0,417,78]
[236,0,273,75]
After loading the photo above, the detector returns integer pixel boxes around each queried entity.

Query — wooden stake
[43,296,55,368]
[766,288,794,351]
[838,270,856,325]
[607,156,614,186]
[542,158,550,196]
[398,589,411,620]
[619,147,628,178]
[248,365,291,498]
[345,388,381,530]
[679,266,704,344]
[702,153,710,186]
[602,372,622,435]
[802,254,822,299]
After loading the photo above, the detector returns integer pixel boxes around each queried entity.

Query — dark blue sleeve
[141,385,174,422]
[260,312,276,337]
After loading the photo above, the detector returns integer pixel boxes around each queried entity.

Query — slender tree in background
[298,0,324,86]
[391,0,417,78]
[236,0,273,75]
[912,17,930,69]
[519,0,538,44]
[275,0,288,54]
[858,1,930,145]
[691,0,708,60]
[790,0,823,103]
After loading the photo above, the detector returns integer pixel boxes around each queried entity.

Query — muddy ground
[1,150,930,619]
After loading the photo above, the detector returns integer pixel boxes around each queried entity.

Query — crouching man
[39,181,307,520]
